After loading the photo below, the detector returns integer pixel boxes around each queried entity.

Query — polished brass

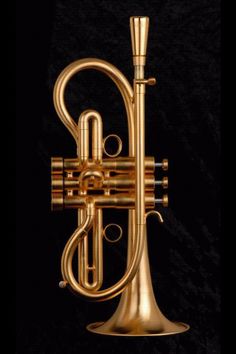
[162,158,169,171]
[52,174,155,191]
[103,223,123,243]
[162,176,168,189]
[162,194,169,207]
[51,156,155,173]
[103,134,123,157]
[52,193,155,211]
[51,16,189,335]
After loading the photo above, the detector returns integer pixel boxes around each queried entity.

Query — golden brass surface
[162,194,169,208]
[51,16,189,336]
[162,176,168,189]
[103,134,123,157]
[130,16,149,66]
[103,223,123,243]
[52,156,155,173]
[162,158,169,171]
[52,174,155,191]
[51,193,155,210]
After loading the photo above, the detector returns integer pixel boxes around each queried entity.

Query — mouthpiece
[130,16,149,66]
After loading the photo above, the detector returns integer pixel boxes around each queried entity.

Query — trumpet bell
[87,237,189,336]
[87,288,189,336]
[87,316,189,337]
[52,15,190,337]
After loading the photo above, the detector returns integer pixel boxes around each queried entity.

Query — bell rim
[86,321,190,336]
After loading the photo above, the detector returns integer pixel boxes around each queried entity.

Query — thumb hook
[145,210,164,223]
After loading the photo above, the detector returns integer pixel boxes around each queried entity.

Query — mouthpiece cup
[130,16,149,65]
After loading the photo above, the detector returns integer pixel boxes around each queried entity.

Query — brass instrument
[51,16,190,336]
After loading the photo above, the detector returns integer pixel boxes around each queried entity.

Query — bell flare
[87,236,189,336]
[87,302,189,336]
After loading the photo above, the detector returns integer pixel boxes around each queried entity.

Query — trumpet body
[51,16,189,336]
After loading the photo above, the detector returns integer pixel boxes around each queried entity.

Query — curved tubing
[78,109,103,164]
[61,220,145,302]
[53,58,134,156]
[77,109,104,290]
[55,58,145,301]
[61,199,95,282]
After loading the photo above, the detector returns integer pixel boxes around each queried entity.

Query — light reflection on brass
[51,16,189,336]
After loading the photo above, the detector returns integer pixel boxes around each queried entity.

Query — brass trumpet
[51,16,189,336]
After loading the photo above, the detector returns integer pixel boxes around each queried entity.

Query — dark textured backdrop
[16,0,221,353]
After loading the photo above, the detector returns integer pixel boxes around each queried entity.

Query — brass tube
[134,78,146,225]
[61,199,95,285]
[51,157,155,173]
[52,174,155,191]
[78,209,103,291]
[54,58,143,301]
[53,58,134,155]
[77,108,103,290]
[55,58,150,300]
[60,196,133,300]
[61,194,154,209]
[52,193,155,210]
[92,209,103,289]
[78,208,87,284]
[53,16,189,336]
[78,110,103,164]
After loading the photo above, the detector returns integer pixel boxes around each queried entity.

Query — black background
[16,0,220,353]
